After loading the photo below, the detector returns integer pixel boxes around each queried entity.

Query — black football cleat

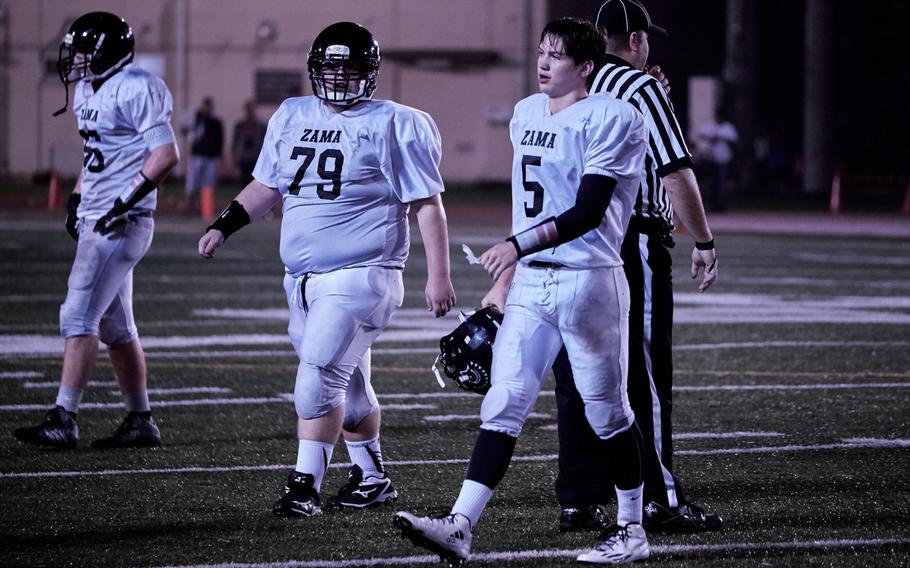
[559,505,611,532]
[273,472,322,517]
[92,411,161,449]
[13,406,79,449]
[327,465,399,509]
[643,501,724,533]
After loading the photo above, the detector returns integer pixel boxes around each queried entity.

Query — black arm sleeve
[552,173,617,242]
[507,174,619,257]
[120,173,157,210]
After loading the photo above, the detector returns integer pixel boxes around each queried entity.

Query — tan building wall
[3,0,547,182]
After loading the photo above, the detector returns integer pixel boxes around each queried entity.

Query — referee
[553,0,722,533]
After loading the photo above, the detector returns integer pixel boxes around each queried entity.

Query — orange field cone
[48,170,60,210]
[829,167,842,214]
[200,186,215,220]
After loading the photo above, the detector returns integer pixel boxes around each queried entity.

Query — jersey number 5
[521,155,544,217]
[288,147,344,200]
[79,129,105,173]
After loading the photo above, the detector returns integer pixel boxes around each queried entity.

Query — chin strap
[53,82,70,117]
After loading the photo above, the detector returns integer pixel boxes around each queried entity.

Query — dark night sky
[551,0,910,175]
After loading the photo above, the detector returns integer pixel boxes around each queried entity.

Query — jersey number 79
[288,147,344,200]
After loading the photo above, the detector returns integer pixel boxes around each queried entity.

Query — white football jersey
[253,97,445,276]
[509,93,646,268]
[73,65,175,218]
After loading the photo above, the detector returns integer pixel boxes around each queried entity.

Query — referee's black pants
[554,220,687,509]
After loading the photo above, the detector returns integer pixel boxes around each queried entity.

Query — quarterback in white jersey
[395,18,651,566]
[14,12,179,451]
[507,92,644,268]
[199,21,456,518]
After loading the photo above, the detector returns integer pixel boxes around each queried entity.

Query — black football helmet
[307,22,380,106]
[54,12,134,116]
[432,307,504,395]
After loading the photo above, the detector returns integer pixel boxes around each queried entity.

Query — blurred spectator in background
[696,107,738,211]
[231,100,266,185]
[184,96,223,212]
[761,126,798,194]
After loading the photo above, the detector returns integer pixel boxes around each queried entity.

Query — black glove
[65,193,81,241]
[93,198,131,235]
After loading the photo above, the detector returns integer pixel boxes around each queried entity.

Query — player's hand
[425,276,456,317]
[93,198,130,235]
[65,193,81,241]
[198,229,225,259]
[647,65,671,95]
[691,247,717,292]
[479,242,518,282]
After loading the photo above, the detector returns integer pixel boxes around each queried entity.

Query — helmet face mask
[307,22,380,106]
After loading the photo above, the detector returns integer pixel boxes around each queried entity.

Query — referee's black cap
[595,0,669,37]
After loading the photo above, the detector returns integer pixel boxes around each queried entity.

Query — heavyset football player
[197,22,456,516]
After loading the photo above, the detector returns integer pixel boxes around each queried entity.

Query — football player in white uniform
[198,21,456,517]
[14,12,179,450]
[394,18,650,565]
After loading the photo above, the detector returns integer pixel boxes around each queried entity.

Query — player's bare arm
[662,167,717,292]
[93,143,180,235]
[481,263,515,311]
[142,143,180,184]
[198,180,280,258]
[412,193,456,317]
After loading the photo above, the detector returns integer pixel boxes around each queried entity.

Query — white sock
[616,484,644,526]
[451,479,493,528]
[123,390,151,413]
[296,440,335,491]
[345,437,384,478]
[55,386,84,414]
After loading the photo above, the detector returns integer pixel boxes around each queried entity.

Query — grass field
[1,208,908,567]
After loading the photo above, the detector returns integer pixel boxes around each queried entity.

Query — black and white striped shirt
[590,54,694,226]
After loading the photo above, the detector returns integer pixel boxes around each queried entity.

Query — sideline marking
[3,438,907,479]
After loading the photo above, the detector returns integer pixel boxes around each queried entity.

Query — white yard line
[1,382,906,412]
[2,438,907,480]
[536,426,785,439]
[24,381,118,388]
[151,538,910,568]
[108,387,233,396]
[675,341,910,351]
[424,412,550,422]
[3,339,909,359]
[674,382,910,391]
[0,399,436,411]
[0,371,44,379]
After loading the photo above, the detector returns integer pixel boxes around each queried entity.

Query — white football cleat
[393,511,472,567]
[577,522,650,564]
